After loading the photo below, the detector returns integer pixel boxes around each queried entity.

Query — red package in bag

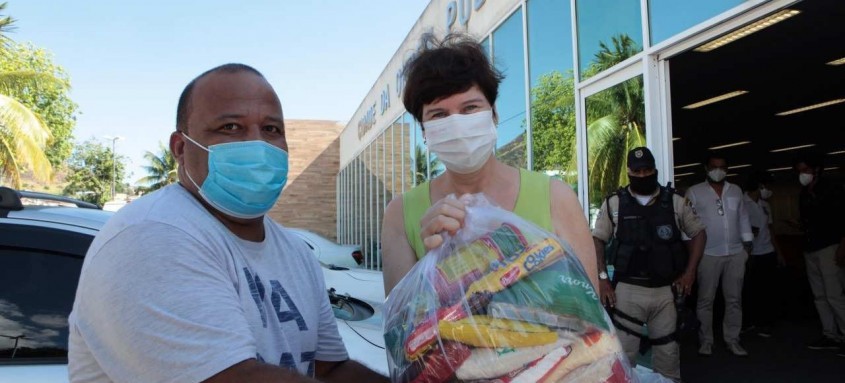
[411,341,472,383]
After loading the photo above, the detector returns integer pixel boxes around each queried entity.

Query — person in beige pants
[686,153,754,357]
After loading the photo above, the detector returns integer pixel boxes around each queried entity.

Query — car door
[0,223,93,382]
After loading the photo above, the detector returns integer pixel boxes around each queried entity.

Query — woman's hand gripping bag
[384,194,637,382]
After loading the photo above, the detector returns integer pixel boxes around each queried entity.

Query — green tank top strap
[403,182,431,260]
[514,168,554,233]
[401,169,553,260]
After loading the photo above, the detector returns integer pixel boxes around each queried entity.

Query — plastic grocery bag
[384,194,636,383]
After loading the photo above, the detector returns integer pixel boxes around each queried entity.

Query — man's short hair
[704,151,728,167]
[176,63,265,133]
[794,151,825,172]
[402,33,503,123]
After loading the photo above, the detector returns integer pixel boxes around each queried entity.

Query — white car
[0,187,386,382]
[321,264,387,375]
[288,228,364,269]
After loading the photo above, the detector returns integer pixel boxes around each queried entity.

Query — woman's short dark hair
[402,33,504,123]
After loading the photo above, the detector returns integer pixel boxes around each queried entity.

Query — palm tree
[136,142,177,192]
[0,2,15,47]
[413,144,442,185]
[0,3,54,188]
[584,34,645,207]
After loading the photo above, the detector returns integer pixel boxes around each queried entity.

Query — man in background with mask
[686,153,754,357]
[794,153,845,354]
[741,171,784,338]
[68,64,388,383]
[592,147,705,382]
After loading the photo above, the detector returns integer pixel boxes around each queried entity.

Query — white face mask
[423,110,497,174]
[707,168,727,183]
[759,187,773,200]
[799,173,814,186]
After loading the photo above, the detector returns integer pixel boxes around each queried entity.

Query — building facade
[336,0,820,269]
[269,119,344,241]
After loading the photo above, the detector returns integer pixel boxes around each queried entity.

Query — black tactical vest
[611,186,688,287]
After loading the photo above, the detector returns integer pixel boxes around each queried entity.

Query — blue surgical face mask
[181,133,288,219]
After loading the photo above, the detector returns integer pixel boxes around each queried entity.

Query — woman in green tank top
[381,34,598,295]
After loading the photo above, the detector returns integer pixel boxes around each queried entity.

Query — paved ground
[678,317,845,382]
[649,254,845,383]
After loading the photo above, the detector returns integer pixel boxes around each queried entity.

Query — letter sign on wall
[445,0,486,30]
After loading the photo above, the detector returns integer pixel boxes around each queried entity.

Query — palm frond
[135,142,177,191]
[0,94,52,185]
[0,71,66,95]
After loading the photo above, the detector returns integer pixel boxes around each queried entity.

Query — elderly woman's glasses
[716,199,724,216]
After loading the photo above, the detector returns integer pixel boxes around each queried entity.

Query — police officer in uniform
[593,147,706,382]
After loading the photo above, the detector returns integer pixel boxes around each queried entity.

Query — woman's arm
[381,197,419,295]
[550,179,599,290]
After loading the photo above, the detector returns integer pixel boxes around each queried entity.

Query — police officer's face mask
[629,170,658,195]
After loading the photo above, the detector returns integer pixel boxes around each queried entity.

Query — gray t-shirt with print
[68,184,347,383]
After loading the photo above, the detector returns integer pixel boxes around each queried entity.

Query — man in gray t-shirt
[68,64,388,383]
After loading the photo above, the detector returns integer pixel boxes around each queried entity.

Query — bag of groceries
[384,194,636,383]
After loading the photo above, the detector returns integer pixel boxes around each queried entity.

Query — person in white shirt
[68,64,388,383]
[741,171,784,338]
[685,153,754,357]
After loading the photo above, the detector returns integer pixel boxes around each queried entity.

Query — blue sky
[7,0,429,184]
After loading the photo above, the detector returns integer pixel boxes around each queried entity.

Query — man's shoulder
[266,223,319,264]
[670,192,689,204]
[112,184,192,220]
[93,185,215,250]
[687,182,707,192]
[726,181,744,194]
[668,191,696,215]
[604,187,626,200]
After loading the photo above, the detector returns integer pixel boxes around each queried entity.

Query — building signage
[357,103,377,139]
[380,84,390,115]
[357,1,488,142]
[445,0,486,30]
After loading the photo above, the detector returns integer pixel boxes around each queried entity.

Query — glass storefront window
[335,169,346,243]
[413,117,427,186]
[429,153,445,180]
[576,0,643,80]
[366,145,374,267]
[344,167,349,244]
[585,75,646,226]
[375,134,384,266]
[492,7,527,169]
[527,0,578,190]
[353,158,362,251]
[649,0,745,45]
[357,157,364,257]
[403,112,413,192]
[389,120,398,199]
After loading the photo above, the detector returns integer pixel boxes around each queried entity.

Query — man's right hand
[599,279,616,308]
[420,195,468,251]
